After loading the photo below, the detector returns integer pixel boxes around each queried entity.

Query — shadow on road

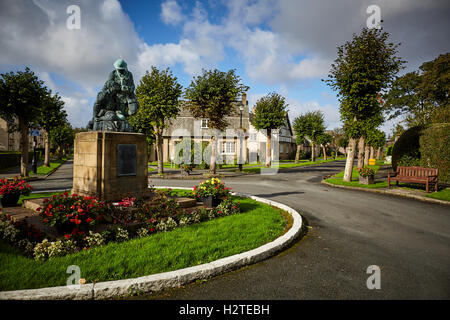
[254,191,304,197]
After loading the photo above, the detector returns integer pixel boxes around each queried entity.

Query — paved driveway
[27,160,450,299]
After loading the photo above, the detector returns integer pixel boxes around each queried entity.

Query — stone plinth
[72,131,149,201]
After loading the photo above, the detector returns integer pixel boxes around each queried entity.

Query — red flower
[64,234,71,239]
[36,207,41,212]
[86,217,93,223]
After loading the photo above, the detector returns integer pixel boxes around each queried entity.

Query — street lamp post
[239,104,244,172]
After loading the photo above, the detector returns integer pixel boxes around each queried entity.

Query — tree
[0,68,47,176]
[185,69,248,174]
[325,28,404,181]
[383,53,449,127]
[129,67,183,175]
[391,123,405,142]
[36,90,67,167]
[329,127,347,159]
[366,128,386,160]
[50,121,74,158]
[317,132,333,161]
[417,53,449,110]
[252,93,288,167]
[292,110,325,162]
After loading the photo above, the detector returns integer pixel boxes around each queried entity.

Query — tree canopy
[383,52,449,127]
[130,66,182,136]
[252,93,288,132]
[292,110,326,145]
[184,68,248,131]
[325,27,405,139]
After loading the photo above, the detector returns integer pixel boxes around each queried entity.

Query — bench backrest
[397,166,438,178]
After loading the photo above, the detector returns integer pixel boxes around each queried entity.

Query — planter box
[0,193,20,207]
[201,196,222,208]
[359,175,374,185]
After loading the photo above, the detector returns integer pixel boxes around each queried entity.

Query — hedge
[420,123,450,184]
[392,126,423,171]
[0,151,36,170]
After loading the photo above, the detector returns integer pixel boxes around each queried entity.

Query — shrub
[114,227,129,242]
[397,155,421,167]
[392,126,423,171]
[420,123,450,183]
[216,197,240,216]
[156,217,177,232]
[38,192,108,235]
[33,239,78,261]
[84,231,105,247]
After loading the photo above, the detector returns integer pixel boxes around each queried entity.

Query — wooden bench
[388,166,439,192]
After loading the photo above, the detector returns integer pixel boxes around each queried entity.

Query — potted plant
[0,177,33,207]
[193,178,231,207]
[180,163,193,176]
[358,167,375,185]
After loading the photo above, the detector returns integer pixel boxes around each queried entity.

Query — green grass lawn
[0,194,287,291]
[32,157,68,175]
[324,163,388,189]
[325,164,450,202]
[425,188,450,201]
[242,157,346,174]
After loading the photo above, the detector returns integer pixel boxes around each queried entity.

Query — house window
[250,133,257,141]
[201,119,209,129]
[222,141,235,154]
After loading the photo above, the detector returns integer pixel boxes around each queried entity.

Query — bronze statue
[88,58,139,132]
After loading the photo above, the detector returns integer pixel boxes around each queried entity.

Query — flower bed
[0,185,240,261]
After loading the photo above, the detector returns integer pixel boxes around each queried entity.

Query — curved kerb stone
[0,188,303,300]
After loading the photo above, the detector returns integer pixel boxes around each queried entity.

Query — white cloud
[161,0,185,26]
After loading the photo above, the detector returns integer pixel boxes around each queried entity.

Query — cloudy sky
[0,0,449,135]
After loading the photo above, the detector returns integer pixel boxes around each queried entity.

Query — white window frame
[201,119,209,129]
[222,141,235,155]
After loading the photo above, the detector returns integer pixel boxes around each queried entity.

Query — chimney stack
[242,92,247,108]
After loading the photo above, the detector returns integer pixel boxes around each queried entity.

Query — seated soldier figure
[88,58,139,132]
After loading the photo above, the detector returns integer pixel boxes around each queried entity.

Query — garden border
[0,187,303,300]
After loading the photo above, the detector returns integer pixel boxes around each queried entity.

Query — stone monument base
[72,131,150,202]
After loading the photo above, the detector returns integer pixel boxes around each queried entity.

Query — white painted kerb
[0,188,303,300]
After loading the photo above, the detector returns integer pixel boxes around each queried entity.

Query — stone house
[151,93,297,163]
[0,117,45,151]
[247,112,296,161]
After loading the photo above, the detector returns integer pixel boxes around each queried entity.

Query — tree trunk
[357,136,365,169]
[322,145,327,161]
[343,138,357,182]
[364,144,370,166]
[311,141,315,162]
[369,146,374,160]
[44,129,50,167]
[209,135,217,174]
[294,144,301,164]
[155,132,164,175]
[265,129,271,167]
[376,147,381,160]
[19,116,29,177]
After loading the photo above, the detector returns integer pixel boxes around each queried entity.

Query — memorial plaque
[117,144,137,176]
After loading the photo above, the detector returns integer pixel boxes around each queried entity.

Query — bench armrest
[388,172,397,178]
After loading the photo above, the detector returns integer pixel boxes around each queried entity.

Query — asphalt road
[30,160,450,299]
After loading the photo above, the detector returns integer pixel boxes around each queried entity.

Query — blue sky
[1,0,449,136]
